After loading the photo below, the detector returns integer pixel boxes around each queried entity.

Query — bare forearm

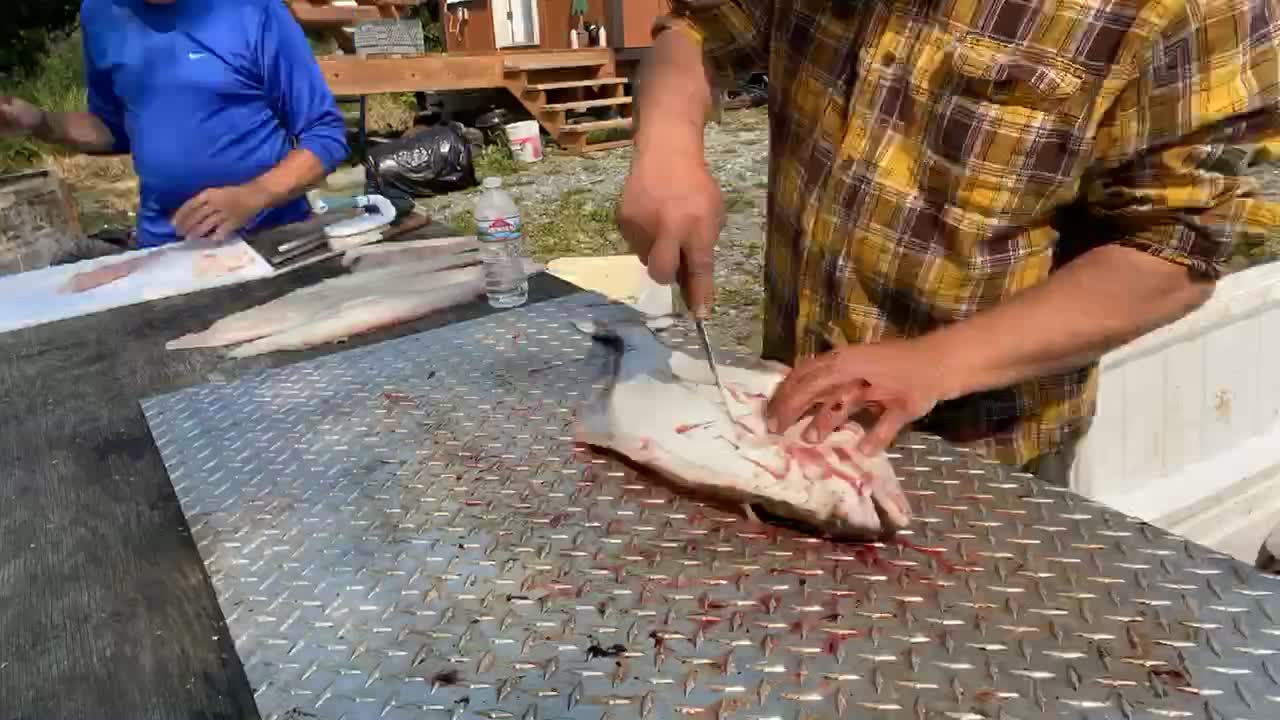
[34,111,118,154]
[633,27,712,156]
[247,148,326,207]
[924,245,1214,400]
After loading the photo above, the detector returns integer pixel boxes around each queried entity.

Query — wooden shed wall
[440,0,609,53]
[608,0,670,48]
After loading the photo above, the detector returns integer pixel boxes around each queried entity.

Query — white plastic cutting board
[0,237,274,334]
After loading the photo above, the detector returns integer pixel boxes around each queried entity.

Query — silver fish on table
[168,257,541,356]
[166,254,485,350]
[341,235,480,271]
[228,282,482,358]
[573,318,911,540]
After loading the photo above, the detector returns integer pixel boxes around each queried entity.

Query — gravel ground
[415,107,773,352]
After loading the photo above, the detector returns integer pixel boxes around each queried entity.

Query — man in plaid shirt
[618,0,1280,484]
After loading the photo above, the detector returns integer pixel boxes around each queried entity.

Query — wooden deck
[316,48,634,153]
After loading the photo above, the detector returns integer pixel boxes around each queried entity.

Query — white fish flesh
[61,236,236,293]
[226,260,542,358]
[342,235,480,271]
[574,319,911,540]
[61,254,149,293]
[166,254,483,350]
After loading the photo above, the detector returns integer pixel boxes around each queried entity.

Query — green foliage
[423,18,445,53]
[0,30,88,172]
[1,2,81,77]
[473,144,521,179]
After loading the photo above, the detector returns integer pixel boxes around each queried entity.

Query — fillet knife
[693,317,737,414]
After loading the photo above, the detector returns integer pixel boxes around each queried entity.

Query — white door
[493,0,540,48]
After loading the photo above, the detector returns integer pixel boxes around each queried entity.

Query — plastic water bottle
[474,176,528,308]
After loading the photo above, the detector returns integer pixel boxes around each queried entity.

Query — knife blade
[693,318,737,414]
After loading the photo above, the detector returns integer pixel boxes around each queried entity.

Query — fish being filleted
[574,319,911,540]
[166,254,487,350]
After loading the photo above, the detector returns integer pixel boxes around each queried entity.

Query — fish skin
[575,319,911,540]
[293,252,481,296]
[166,255,484,350]
[224,260,543,358]
[342,236,480,271]
[226,284,483,358]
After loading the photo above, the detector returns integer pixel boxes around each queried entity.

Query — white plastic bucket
[505,120,543,163]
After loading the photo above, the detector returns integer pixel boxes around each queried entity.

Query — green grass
[583,127,631,146]
[716,281,762,311]
[449,188,623,263]
[472,144,521,179]
[721,186,755,213]
[524,189,622,261]
[0,30,88,172]
[448,207,475,235]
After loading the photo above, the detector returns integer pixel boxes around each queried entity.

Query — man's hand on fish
[765,339,947,457]
[616,149,722,316]
[172,184,268,241]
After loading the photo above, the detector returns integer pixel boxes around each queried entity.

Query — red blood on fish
[790,446,865,489]
[382,391,412,402]
[575,323,912,540]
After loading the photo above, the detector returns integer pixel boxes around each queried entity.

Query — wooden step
[582,139,634,153]
[541,96,633,112]
[527,77,629,91]
[505,58,607,72]
[558,118,633,134]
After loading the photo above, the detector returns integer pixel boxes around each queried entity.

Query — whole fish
[575,319,911,540]
[224,260,543,358]
[166,254,483,350]
[342,235,480,271]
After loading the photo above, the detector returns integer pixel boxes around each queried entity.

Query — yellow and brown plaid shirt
[658,0,1280,466]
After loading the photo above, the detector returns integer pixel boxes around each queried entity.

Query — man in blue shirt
[0,0,349,247]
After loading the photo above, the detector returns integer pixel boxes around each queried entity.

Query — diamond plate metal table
[141,292,1280,720]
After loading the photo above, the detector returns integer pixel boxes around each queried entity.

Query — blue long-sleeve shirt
[81,0,349,247]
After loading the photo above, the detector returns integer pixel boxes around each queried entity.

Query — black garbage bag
[473,107,514,149]
[363,122,478,202]
[723,73,768,110]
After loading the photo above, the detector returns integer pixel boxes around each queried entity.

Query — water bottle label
[478,215,522,243]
